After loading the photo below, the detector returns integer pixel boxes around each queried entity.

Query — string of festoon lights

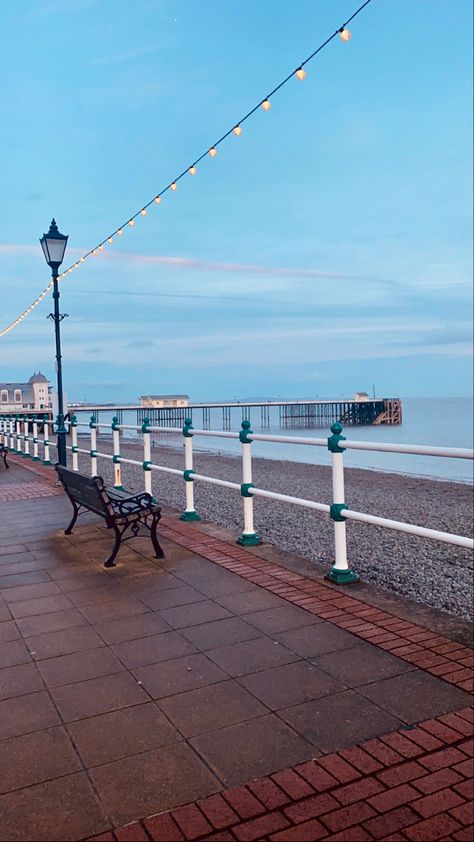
[1,0,373,338]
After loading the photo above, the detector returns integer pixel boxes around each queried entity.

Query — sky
[0,0,472,402]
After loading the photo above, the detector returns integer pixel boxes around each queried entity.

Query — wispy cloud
[88,43,163,66]
[0,243,406,288]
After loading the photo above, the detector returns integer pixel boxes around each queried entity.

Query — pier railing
[1,414,472,584]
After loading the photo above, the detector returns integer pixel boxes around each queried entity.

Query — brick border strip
[0,480,63,501]
[86,708,474,842]
[156,517,473,695]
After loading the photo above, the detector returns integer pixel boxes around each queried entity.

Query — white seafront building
[139,394,189,408]
[0,372,52,412]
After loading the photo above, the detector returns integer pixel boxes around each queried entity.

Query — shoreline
[76,440,473,621]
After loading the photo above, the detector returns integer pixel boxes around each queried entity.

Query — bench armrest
[109,492,158,517]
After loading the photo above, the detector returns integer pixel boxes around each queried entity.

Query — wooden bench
[55,465,164,568]
[0,443,8,469]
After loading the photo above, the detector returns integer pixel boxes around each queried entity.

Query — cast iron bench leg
[150,511,165,559]
[65,501,80,534]
[104,523,122,568]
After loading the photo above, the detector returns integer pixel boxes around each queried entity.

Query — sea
[74,397,474,485]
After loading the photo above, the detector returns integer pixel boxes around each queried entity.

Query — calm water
[75,398,473,483]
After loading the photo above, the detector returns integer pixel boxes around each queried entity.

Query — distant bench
[55,465,164,568]
[0,443,8,470]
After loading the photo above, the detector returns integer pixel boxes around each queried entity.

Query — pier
[67,397,403,430]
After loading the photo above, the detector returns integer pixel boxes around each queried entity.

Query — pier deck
[67,398,403,430]
[0,457,471,841]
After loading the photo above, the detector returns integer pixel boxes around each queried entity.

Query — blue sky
[1,0,472,401]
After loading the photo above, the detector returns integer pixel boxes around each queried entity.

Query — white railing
[1,413,472,584]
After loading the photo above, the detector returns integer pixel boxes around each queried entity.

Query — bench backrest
[56,465,113,518]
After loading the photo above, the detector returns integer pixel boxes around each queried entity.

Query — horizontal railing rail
[1,413,472,584]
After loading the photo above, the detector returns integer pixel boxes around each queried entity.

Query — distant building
[353,391,370,402]
[139,394,189,408]
[0,372,53,412]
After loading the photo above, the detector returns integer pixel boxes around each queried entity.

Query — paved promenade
[0,457,472,841]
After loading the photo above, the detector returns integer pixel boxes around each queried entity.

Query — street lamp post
[40,219,69,466]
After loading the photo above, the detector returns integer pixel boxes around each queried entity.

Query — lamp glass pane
[45,237,67,264]
[40,238,50,263]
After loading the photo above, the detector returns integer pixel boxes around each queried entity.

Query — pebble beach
[77,438,474,621]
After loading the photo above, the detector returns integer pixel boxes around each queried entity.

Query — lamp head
[40,219,68,270]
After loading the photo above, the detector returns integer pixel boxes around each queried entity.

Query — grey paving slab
[274,622,364,658]
[36,646,124,688]
[93,612,172,645]
[242,603,322,635]
[312,642,415,687]
[89,742,221,826]
[157,599,232,629]
[158,679,268,737]
[0,772,109,841]
[191,714,316,787]
[206,635,300,677]
[133,652,228,699]
[0,726,81,794]
[238,660,346,710]
[0,638,32,668]
[180,616,261,650]
[67,702,181,766]
[112,630,197,669]
[0,662,45,700]
[357,669,473,723]
[25,625,105,660]
[0,691,61,741]
[279,690,404,752]
[51,671,149,722]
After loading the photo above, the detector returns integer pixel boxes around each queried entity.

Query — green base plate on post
[237,532,262,547]
[43,460,52,466]
[325,566,360,585]
[32,456,40,462]
[180,511,202,522]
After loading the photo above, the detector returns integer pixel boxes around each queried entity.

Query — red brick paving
[102,709,473,841]
[0,480,63,500]
[155,516,474,694]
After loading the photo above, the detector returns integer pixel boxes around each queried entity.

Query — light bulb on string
[154,196,161,204]
[117,229,123,236]
[233,125,242,136]
[209,147,217,157]
[340,28,351,41]
[141,208,147,216]
[295,67,306,80]
[189,165,197,175]
[107,237,113,244]
[128,219,135,226]
[171,182,177,191]
[262,99,271,111]
[80,256,85,262]
[99,244,104,251]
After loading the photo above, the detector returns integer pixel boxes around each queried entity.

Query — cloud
[0,243,405,288]
[88,43,163,66]
[125,339,157,349]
